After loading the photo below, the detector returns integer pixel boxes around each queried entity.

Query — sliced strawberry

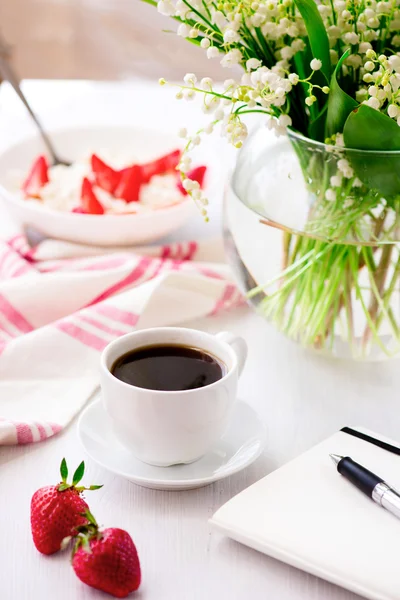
[177,166,207,196]
[80,178,104,215]
[115,165,142,202]
[91,154,120,194]
[141,149,181,183]
[22,155,49,198]
[118,167,130,179]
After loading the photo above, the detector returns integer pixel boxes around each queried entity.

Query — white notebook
[210,427,400,600]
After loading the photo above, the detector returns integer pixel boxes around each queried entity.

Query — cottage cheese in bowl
[0,126,207,246]
[8,148,196,214]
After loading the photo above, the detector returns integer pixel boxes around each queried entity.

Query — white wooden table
[1,80,399,600]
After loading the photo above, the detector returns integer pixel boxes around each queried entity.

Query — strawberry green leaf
[294,0,331,82]
[72,461,85,486]
[82,537,92,554]
[343,104,400,196]
[326,50,358,138]
[60,458,68,482]
[73,536,83,557]
[84,510,98,527]
[58,483,70,492]
[88,485,103,491]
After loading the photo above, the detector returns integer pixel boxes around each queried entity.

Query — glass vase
[224,127,400,360]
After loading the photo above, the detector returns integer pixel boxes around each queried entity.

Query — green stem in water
[361,244,393,349]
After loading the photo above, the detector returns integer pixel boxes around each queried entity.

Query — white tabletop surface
[0,80,399,600]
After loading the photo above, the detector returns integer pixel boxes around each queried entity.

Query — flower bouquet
[144,0,400,359]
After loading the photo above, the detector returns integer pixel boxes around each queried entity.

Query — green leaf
[254,27,275,67]
[325,50,358,138]
[60,458,68,483]
[88,485,103,491]
[344,104,400,150]
[293,43,318,136]
[58,483,70,492]
[294,0,331,82]
[72,461,85,486]
[308,102,328,142]
[343,104,400,196]
[185,37,202,47]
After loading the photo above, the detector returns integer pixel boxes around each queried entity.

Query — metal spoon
[0,34,70,166]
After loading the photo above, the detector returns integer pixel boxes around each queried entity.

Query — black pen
[330,454,400,520]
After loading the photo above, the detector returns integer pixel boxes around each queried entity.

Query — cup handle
[216,331,247,377]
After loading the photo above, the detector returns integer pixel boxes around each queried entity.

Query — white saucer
[77,397,266,491]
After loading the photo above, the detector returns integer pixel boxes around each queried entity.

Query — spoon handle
[0,44,63,165]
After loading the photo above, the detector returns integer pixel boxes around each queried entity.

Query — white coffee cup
[100,327,247,467]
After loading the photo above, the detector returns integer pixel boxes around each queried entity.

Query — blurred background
[0,0,225,81]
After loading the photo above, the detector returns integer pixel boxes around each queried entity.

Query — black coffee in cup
[111,344,226,391]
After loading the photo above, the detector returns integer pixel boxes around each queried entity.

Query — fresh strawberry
[81,177,105,214]
[114,165,142,202]
[72,511,141,598]
[22,155,49,198]
[30,459,102,555]
[177,165,207,196]
[141,149,181,183]
[91,154,121,194]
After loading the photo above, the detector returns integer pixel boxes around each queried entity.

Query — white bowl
[0,126,197,247]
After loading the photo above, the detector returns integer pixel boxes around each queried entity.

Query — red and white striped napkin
[0,234,243,445]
